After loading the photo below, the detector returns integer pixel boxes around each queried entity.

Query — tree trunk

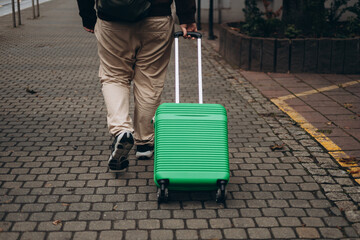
[283,0,326,37]
[282,0,305,26]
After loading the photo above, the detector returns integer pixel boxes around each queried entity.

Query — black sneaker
[108,131,134,170]
[136,144,154,160]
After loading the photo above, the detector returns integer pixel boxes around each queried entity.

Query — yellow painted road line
[277,80,360,101]
[271,79,360,183]
[271,98,359,183]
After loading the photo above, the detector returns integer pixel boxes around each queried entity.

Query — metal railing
[11,0,40,27]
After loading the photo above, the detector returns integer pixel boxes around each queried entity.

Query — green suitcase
[154,32,230,203]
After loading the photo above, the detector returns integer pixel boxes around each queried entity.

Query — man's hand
[180,23,197,39]
[84,27,94,33]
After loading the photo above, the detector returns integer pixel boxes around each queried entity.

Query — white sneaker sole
[108,132,134,170]
[136,150,154,160]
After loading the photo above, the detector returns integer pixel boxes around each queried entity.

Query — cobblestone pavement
[1,1,360,239]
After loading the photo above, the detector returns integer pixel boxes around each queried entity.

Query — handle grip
[174,31,203,104]
[174,31,202,39]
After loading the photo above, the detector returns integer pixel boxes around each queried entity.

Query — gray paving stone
[226,200,246,208]
[209,218,232,228]
[346,210,360,222]
[218,209,240,217]
[259,184,280,191]
[98,231,123,240]
[255,217,280,227]
[296,227,320,239]
[199,229,223,239]
[0,233,20,240]
[294,191,315,200]
[240,208,262,217]
[271,227,296,239]
[223,228,248,239]
[175,230,198,240]
[45,203,67,212]
[67,203,91,211]
[126,230,149,240]
[37,222,62,232]
[78,211,101,220]
[289,199,311,208]
[306,209,329,217]
[324,216,349,226]
[20,232,46,240]
[301,217,325,227]
[92,203,114,211]
[137,201,158,210]
[151,230,174,240]
[0,204,21,212]
[300,183,320,191]
[173,210,194,219]
[182,201,203,209]
[352,223,360,235]
[149,210,171,219]
[267,200,289,208]
[60,195,82,203]
[326,192,351,201]
[11,221,37,231]
[73,232,97,240]
[126,210,148,219]
[186,219,209,229]
[278,217,302,227]
[344,226,359,238]
[262,208,284,217]
[163,219,184,229]
[85,194,105,203]
[29,212,54,221]
[284,208,307,217]
[47,232,72,240]
[5,213,29,222]
[196,210,217,218]
[319,227,344,238]
[0,222,12,232]
[113,202,136,211]
[138,219,161,229]
[102,212,124,220]
[113,220,136,230]
[89,220,112,230]
[274,191,295,199]
[233,218,256,228]
[248,228,272,239]
[63,221,87,231]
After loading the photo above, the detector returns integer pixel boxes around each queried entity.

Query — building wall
[196,0,358,24]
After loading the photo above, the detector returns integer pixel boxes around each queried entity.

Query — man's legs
[133,16,174,159]
[95,16,174,163]
[95,19,138,169]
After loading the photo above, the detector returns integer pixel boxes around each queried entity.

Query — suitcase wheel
[157,180,169,203]
[216,180,227,203]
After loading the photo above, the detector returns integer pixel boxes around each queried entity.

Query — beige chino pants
[95,16,174,145]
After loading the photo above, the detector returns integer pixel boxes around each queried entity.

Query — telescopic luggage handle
[174,31,203,104]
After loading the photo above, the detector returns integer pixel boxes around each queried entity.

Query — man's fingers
[180,23,198,39]
[84,27,94,33]
[182,28,187,38]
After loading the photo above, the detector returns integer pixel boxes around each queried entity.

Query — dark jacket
[77,0,196,30]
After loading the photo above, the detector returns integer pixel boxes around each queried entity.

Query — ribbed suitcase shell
[154,103,229,191]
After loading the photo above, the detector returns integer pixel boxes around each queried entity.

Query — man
[77,0,197,170]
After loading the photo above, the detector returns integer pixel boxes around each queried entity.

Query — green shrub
[285,24,302,39]
[239,0,359,38]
